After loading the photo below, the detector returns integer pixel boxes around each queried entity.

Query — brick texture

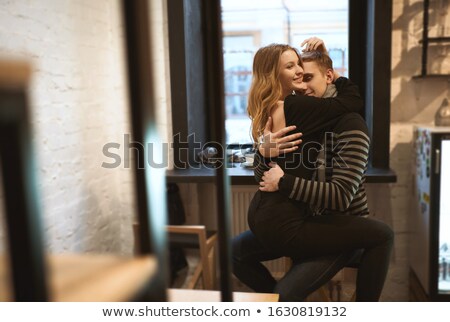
[0,0,172,255]
[368,0,450,301]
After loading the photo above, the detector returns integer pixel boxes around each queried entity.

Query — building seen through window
[221,0,349,145]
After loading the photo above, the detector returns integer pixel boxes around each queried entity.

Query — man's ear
[325,69,334,84]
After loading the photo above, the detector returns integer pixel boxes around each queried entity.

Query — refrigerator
[412,125,450,301]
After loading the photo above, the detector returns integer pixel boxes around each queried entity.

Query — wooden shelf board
[0,254,157,301]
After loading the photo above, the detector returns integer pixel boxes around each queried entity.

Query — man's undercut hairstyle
[301,51,333,75]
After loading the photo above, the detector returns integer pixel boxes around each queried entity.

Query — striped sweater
[254,112,370,217]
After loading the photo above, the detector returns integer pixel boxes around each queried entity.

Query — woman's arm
[284,77,363,136]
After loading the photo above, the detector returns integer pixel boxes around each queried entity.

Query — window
[221,0,349,145]
[223,34,255,144]
[167,0,393,175]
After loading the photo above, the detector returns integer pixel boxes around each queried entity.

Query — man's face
[302,61,333,97]
[278,50,307,97]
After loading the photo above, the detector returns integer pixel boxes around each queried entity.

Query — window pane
[221,0,349,145]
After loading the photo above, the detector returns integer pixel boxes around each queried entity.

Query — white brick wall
[0,0,172,255]
[149,0,173,166]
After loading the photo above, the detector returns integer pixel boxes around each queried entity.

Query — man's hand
[258,116,302,158]
[259,163,285,192]
[300,37,328,53]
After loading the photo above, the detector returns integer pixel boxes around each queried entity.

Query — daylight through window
[221,0,349,145]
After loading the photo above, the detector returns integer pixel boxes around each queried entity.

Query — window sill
[166,165,397,185]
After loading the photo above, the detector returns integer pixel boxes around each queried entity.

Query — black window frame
[168,0,394,173]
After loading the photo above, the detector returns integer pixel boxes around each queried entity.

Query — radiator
[231,186,286,278]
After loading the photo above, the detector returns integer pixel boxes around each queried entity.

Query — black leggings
[248,191,394,301]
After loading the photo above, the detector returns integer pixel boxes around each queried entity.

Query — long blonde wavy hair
[247,44,302,143]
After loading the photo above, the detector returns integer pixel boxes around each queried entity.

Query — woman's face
[278,49,306,98]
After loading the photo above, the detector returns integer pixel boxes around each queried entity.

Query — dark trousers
[246,191,394,301]
[232,230,361,301]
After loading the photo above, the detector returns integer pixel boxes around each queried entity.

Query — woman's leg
[232,230,282,293]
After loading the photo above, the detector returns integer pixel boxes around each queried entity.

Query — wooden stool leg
[208,243,217,289]
[187,263,203,289]
[336,281,342,301]
[317,285,332,301]
[198,231,212,289]
[328,281,335,301]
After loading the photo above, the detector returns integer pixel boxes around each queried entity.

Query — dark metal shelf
[417,0,450,77]
[412,74,450,79]
[419,36,450,44]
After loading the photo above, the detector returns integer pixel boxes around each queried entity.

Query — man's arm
[260,118,370,212]
[285,37,361,135]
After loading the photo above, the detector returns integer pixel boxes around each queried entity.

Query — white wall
[0,0,172,255]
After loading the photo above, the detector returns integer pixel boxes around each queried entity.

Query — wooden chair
[167,225,218,290]
[134,224,218,290]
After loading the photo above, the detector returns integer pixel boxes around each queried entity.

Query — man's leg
[275,251,359,301]
[277,215,393,301]
[232,230,282,293]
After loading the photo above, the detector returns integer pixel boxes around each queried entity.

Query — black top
[279,113,370,216]
[273,77,363,180]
